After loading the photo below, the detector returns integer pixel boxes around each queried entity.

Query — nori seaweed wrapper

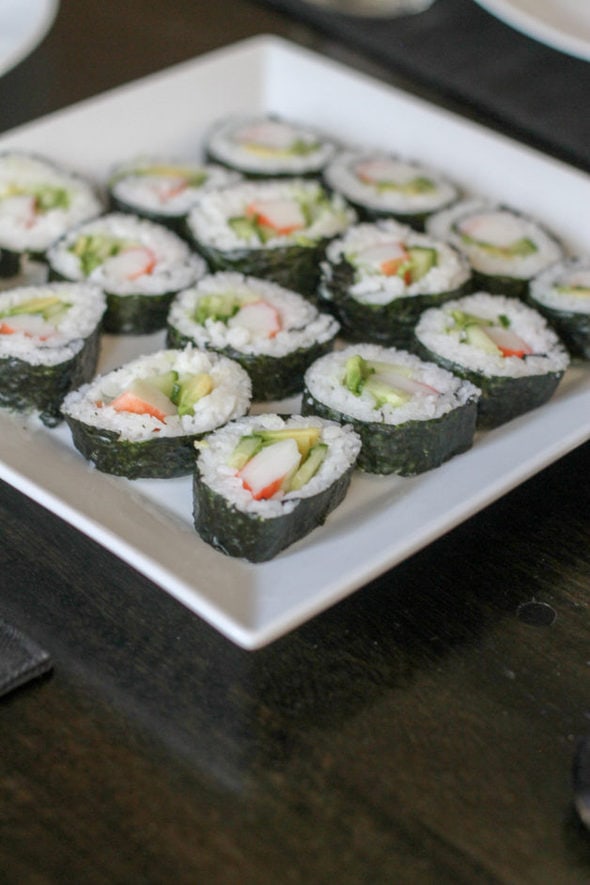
[301,386,478,475]
[184,236,329,301]
[470,270,529,300]
[0,248,22,279]
[48,270,188,335]
[413,340,565,429]
[319,259,470,349]
[323,196,436,232]
[64,416,205,478]
[102,288,180,335]
[166,324,337,401]
[193,456,355,562]
[0,327,101,427]
[204,150,324,181]
[108,192,188,238]
[526,302,590,361]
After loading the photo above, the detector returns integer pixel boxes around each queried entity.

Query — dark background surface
[255,0,590,171]
[0,1,589,882]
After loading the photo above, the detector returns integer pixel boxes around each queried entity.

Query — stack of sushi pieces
[193,414,361,562]
[302,343,480,476]
[107,156,242,234]
[204,115,339,179]
[0,281,106,427]
[528,258,590,360]
[0,111,588,563]
[0,151,103,279]
[185,177,355,298]
[426,199,564,298]
[47,213,207,334]
[317,218,471,348]
[166,271,340,401]
[322,149,459,230]
[61,347,252,479]
[413,292,570,429]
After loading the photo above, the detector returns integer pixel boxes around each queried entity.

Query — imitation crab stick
[484,325,532,358]
[355,158,401,185]
[246,199,306,235]
[110,379,176,423]
[357,242,411,280]
[103,245,157,281]
[228,299,281,338]
[238,437,301,500]
[0,194,37,229]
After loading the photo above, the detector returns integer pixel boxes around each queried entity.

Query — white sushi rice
[186,179,355,251]
[415,292,570,378]
[195,413,361,518]
[304,343,479,425]
[426,199,563,279]
[322,220,470,305]
[109,157,241,217]
[168,272,340,356]
[323,150,459,215]
[205,115,337,176]
[48,213,206,296]
[529,258,590,315]
[0,152,102,253]
[0,282,106,366]
[61,347,252,441]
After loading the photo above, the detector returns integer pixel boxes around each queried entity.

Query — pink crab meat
[566,271,590,289]
[152,176,188,203]
[246,199,306,235]
[238,437,301,501]
[103,245,157,280]
[110,379,176,423]
[228,300,281,338]
[235,121,296,150]
[0,194,37,229]
[0,313,55,339]
[458,211,527,247]
[357,241,409,276]
[355,158,401,184]
[374,367,440,396]
[484,325,532,358]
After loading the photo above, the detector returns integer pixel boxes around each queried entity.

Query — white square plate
[1,35,589,649]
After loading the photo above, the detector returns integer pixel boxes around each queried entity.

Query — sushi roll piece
[323,150,459,229]
[107,156,241,234]
[61,347,252,479]
[413,292,570,429]
[302,343,480,475]
[529,258,590,360]
[0,151,102,277]
[204,115,337,179]
[185,178,355,298]
[426,199,563,298]
[318,219,471,348]
[47,213,207,334]
[166,272,340,401]
[0,282,106,426]
[193,413,361,561]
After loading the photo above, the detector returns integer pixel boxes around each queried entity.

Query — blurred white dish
[475,0,590,61]
[0,0,58,77]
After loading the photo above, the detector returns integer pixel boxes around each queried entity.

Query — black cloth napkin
[255,0,590,171]
[0,618,52,697]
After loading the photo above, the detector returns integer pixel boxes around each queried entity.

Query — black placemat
[256,0,590,171]
[0,618,52,697]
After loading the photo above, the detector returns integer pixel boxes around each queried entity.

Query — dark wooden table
[1,1,590,881]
